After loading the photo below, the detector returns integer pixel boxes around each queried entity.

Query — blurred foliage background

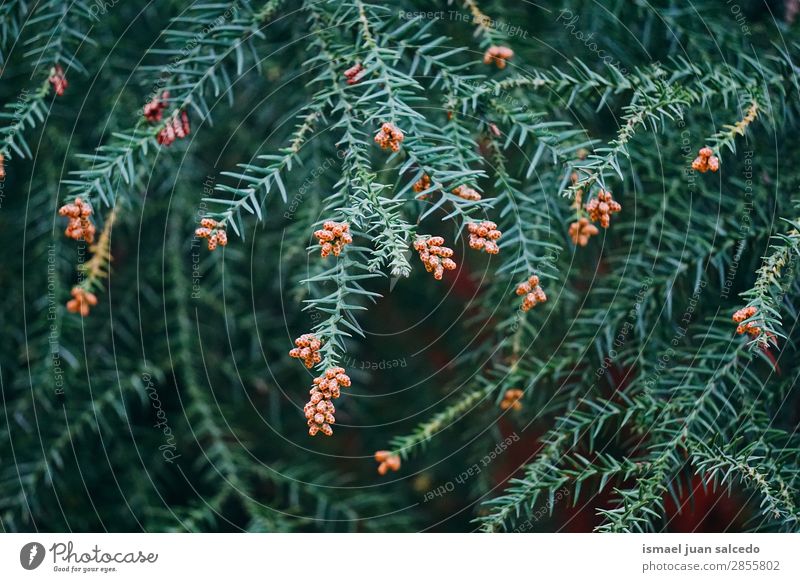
[1,0,800,532]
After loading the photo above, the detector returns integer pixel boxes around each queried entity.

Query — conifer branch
[0,0,94,162]
[739,216,800,347]
[64,0,279,208]
[206,106,323,234]
[477,396,650,531]
[77,207,117,292]
[0,0,29,65]
[461,0,504,46]
[4,0,800,535]
[389,384,494,460]
[707,98,762,154]
[0,79,51,161]
[690,440,800,528]
[566,81,692,198]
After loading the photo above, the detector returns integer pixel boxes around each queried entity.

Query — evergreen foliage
[1,0,800,532]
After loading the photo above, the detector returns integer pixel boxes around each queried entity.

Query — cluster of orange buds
[374,450,401,475]
[49,65,68,96]
[516,274,547,311]
[304,367,351,437]
[569,217,600,247]
[194,217,228,250]
[344,63,364,85]
[374,122,404,152]
[157,111,191,146]
[58,197,96,243]
[414,236,457,280]
[586,189,622,228]
[305,397,336,437]
[289,333,322,368]
[413,174,431,195]
[143,90,169,123]
[66,286,98,317]
[500,388,523,411]
[452,185,481,201]
[313,220,353,257]
[733,306,761,337]
[692,146,720,173]
[0,153,5,179]
[467,221,502,254]
[483,46,514,69]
